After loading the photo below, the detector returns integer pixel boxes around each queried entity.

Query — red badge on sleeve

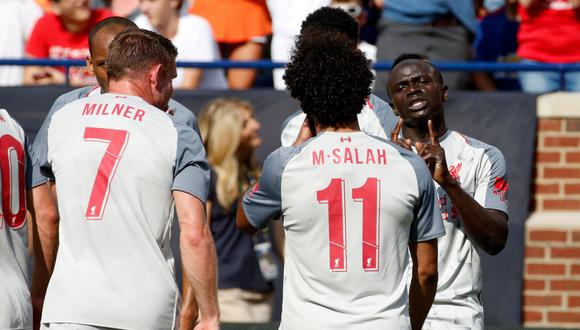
[493,177,508,201]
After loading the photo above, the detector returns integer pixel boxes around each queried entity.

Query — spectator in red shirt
[509,0,580,92]
[24,0,111,86]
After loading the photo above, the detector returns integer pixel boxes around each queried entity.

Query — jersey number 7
[83,127,130,220]
[317,178,380,273]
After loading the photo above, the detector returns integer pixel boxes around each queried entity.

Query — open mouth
[408,99,427,111]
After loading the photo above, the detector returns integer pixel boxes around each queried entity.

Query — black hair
[391,53,444,84]
[300,7,359,43]
[88,16,138,53]
[283,30,372,128]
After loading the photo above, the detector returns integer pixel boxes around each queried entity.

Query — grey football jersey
[243,131,444,329]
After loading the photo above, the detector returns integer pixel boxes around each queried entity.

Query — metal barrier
[3,58,580,89]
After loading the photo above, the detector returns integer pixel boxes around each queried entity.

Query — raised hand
[390,118,413,150]
[415,120,455,187]
[292,116,314,147]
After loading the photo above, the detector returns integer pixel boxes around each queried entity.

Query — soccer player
[47,16,198,132]
[280,7,399,146]
[33,16,202,326]
[387,53,509,329]
[0,110,36,330]
[32,29,219,329]
[237,30,444,330]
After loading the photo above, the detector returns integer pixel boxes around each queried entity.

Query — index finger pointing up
[428,120,439,146]
[391,118,403,142]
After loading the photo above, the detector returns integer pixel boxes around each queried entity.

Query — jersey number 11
[317,178,380,273]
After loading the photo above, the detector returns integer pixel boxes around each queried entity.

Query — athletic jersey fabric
[243,131,445,329]
[33,93,209,329]
[280,94,398,147]
[424,130,509,330]
[0,109,35,330]
[31,85,199,187]
[25,9,112,86]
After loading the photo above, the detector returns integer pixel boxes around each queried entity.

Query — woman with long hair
[198,97,276,323]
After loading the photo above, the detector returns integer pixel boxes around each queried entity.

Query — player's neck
[317,121,360,134]
[108,79,152,103]
[402,121,448,143]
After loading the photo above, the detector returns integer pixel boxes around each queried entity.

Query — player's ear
[86,55,94,75]
[442,84,449,102]
[150,63,163,89]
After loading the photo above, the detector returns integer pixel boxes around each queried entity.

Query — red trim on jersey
[84,85,100,98]
[365,97,374,112]
[456,131,469,144]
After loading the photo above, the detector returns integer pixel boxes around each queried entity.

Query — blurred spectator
[473,1,520,90]
[330,0,378,88]
[190,0,271,89]
[198,97,276,323]
[24,0,111,86]
[373,0,477,91]
[135,0,228,90]
[267,0,329,90]
[92,0,140,19]
[509,0,580,92]
[0,0,42,86]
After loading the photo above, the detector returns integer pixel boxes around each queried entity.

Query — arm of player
[416,121,508,255]
[174,191,219,329]
[30,182,59,328]
[179,269,199,330]
[408,240,438,330]
[237,196,259,235]
[236,149,285,236]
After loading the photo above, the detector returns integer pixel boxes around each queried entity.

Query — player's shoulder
[53,86,95,106]
[0,109,26,141]
[365,93,391,112]
[448,130,505,162]
[168,98,194,118]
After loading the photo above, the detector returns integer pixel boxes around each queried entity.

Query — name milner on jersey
[82,102,146,122]
[312,147,387,166]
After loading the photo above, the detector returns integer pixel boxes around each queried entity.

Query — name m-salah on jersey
[242,131,445,329]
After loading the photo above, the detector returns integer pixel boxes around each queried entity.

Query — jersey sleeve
[366,94,398,138]
[172,122,210,203]
[31,109,54,186]
[168,99,201,137]
[474,146,509,216]
[241,148,287,230]
[25,135,36,190]
[409,156,446,242]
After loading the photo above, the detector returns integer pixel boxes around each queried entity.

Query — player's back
[278,131,436,329]
[35,93,204,329]
[0,109,33,330]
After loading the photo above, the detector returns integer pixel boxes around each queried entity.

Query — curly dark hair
[283,30,373,128]
[300,7,359,43]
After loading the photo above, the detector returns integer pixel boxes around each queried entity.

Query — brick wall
[524,93,580,328]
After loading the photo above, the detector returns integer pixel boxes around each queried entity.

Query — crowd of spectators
[1,0,579,91]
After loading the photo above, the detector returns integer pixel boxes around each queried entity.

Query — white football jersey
[0,109,34,330]
[424,131,509,330]
[280,94,398,147]
[33,93,209,329]
[243,131,444,329]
